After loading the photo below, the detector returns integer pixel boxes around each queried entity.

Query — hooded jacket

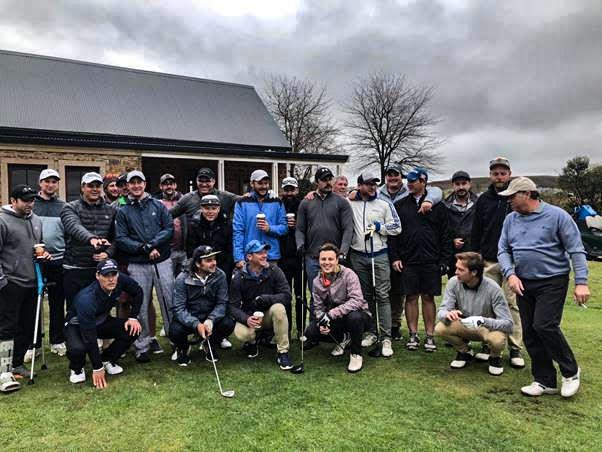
[33,195,66,261]
[172,267,229,330]
[471,184,512,262]
[444,191,478,253]
[279,196,301,262]
[0,206,43,289]
[312,265,370,320]
[187,212,233,279]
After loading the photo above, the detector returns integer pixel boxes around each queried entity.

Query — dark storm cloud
[0,0,601,176]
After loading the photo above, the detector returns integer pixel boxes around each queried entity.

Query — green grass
[4,262,602,451]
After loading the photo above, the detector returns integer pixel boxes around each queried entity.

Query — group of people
[0,157,590,399]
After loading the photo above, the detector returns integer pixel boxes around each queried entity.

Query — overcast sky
[1,0,601,178]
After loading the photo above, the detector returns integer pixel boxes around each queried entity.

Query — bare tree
[344,73,444,180]
[262,74,342,179]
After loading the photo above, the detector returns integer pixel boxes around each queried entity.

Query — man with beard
[444,171,478,278]
[155,174,186,275]
[471,157,524,369]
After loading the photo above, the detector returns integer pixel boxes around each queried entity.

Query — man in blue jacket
[169,246,235,366]
[115,170,174,363]
[232,169,287,269]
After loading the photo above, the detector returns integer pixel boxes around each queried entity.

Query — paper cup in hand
[33,243,46,258]
[256,213,266,227]
[253,311,264,328]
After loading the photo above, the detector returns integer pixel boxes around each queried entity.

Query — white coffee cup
[253,311,264,329]
[256,213,266,227]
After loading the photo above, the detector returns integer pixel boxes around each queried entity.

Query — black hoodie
[470,184,512,262]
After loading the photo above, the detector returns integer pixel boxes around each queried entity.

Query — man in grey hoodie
[0,185,50,392]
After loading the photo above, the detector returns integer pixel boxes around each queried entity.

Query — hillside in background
[430,175,559,194]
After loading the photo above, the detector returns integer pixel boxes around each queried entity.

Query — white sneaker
[69,369,86,384]
[23,347,40,363]
[50,342,67,356]
[220,338,233,349]
[331,333,351,357]
[159,327,166,337]
[171,349,178,361]
[361,333,377,348]
[347,354,363,373]
[520,381,559,397]
[381,338,394,357]
[102,361,123,375]
[97,339,103,351]
[0,371,21,393]
[561,368,580,398]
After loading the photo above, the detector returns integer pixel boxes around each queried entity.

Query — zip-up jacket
[172,268,229,330]
[154,192,185,251]
[115,193,174,264]
[33,195,66,261]
[470,184,512,262]
[312,265,370,320]
[444,191,478,253]
[187,212,233,279]
[228,264,291,324]
[232,191,288,262]
[348,192,401,255]
[279,197,301,262]
[0,206,43,289]
[390,191,452,266]
[296,191,354,258]
[61,197,116,269]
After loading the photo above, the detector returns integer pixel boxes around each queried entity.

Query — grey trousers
[350,251,392,339]
[128,259,173,354]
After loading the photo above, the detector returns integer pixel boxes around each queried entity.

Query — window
[66,166,100,201]
[8,164,47,192]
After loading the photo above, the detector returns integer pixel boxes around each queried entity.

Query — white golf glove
[203,319,214,336]
[460,316,485,330]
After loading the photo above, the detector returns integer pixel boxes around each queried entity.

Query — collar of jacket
[36,193,58,202]
[196,211,227,227]
[249,190,275,201]
[242,263,270,280]
[80,195,105,207]
[444,191,478,206]
[351,191,378,202]
[487,183,509,197]
[1,205,32,218]
[127,192,150,205]
[94,280,117,302]
[185,270,217,287]
[378,184,406,200]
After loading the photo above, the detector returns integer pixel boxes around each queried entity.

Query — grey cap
[281,177,298,188]
[160,173,176,184]
[451,170,471,182]
[126,170,146,182]
[81,172,103,185]
[357,171,380,185]
[489,156,511,170]
[250,169,270,182]
[385,163,403,175]
[39,169,60,181]
[498,177,537,196]
[200,194,221,206]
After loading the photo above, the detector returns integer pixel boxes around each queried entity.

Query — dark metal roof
[0,50,292,149]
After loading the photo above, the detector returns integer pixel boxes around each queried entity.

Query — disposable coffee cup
[256,213,266,227]
[253,311,264,329]
[286,213,295,219]
[33,243,46,258]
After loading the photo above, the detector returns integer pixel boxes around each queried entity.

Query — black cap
[315,167,334,182]
[116,173,128,187]
[160,173,176,184]
[197,168,215,180]
[96,259,119,276]
[451,171,471,182]
[192,245,221,260]
[10,184,37,201]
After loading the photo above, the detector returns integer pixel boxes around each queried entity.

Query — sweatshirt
[348,192,401,255]
[33,195,66,261]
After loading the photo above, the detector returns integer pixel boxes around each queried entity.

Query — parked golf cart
[574,205,602,260]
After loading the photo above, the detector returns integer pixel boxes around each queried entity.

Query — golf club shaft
[370,233,382,340]
[29,293,42,381]
[153,263,172,331]
[300,254,305,362]
[205,340,225,395]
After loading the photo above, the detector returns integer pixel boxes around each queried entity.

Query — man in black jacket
[169,246,235,366]
[470,157,524,368]
[229,240,293,370]
[390,168,452,353]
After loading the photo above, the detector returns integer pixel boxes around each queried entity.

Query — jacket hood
[1,205,32,219]
[350,191,378,202]
[184,268,224,287]
[378,184,407,199]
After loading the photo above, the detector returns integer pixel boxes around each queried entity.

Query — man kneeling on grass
[170,246,234,366]
[65,259,142,388]
[434,252,513,376]
[229,240,293,370]
[305,243,371,373]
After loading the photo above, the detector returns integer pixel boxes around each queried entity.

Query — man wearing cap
[102,174,120,204]
[389,167,452,353]
[170,246,235,366]
[154,174,186,275]
[64,259,143,388]
[278,177,304,336]
[232,169,288,268]
[229,240,293,370]
[444,171,478,278]
[498,177,590,398]
[32,169,67,358]
[471,157,524,368]
[61,172,117,310]
[170,167,238,226]
[115,170,174,363]
[111,173,129,207]
[349,171,401,357]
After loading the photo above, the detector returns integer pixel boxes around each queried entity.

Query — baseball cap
[39,169,60,181]
[197,168,215,180]
[250,169,270,182]
[357,171,380,185]
[126,170,146,182]
[385,163,403,175]
[116,173,128,187]
[244,240,271,254]
[200,194,221,206]
[406,168,428,182]
[489,156,511,170]
[160,173,176,184]
[96,259,119,276]
[192,245,221,261]
[81,172,103,185]
[281,177,298,188]
[498,177,537,196]
[10,184,37,201]
[451,171,471,182]
[314,167,334,182]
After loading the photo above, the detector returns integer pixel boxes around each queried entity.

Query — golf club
[366,229,383,358]
[296,299,346,353]
[153,262,172,337]
[291,252,306,374]
[204,340,235,398]
[29,260,45,384]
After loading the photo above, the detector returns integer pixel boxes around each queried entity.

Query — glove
[203,319,213,336]
[460,316,485,330]
[141,243,153,254]
[0,277,7,291]
[254,296,269,310]
[338,254,348,266]
[318,313,331,327]
[296,245,305,257]
[439,264,449,276]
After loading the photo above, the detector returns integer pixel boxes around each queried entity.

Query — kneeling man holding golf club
[65,259,142,388]
[305,243,371,373]
[229,240,293,370]
[169,245,235,366]
[434,252,513,376]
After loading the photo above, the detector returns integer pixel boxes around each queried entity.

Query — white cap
[81,172,103,185]
[250,169,270,182]
[126,170,146,182]
[281,177,298,188]
[39,169,60,181]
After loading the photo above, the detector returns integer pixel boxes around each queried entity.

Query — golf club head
[27,379,35,385]
[41,364,48,370]
[368,346,382,358]
[221,390,235,398]
[290,363,305,374]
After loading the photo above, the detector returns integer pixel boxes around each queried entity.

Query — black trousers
[63,268,96,311]
[169,317,236,349]
[305,310,368,355]
[0,282,37,367]
[517,274,578,387]
[44,261,65,344]
[64,318,137,371]
[280,257,304,334]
